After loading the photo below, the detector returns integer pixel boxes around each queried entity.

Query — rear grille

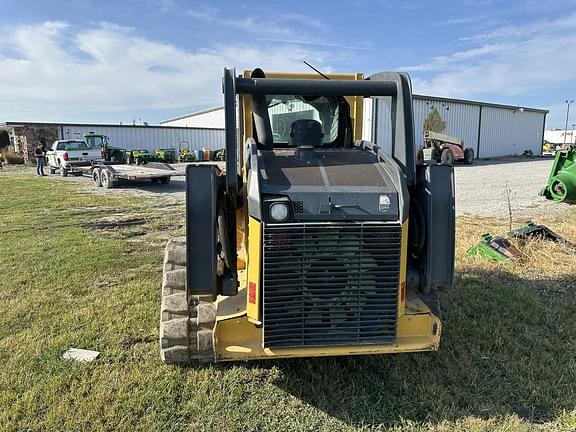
[263,222,402,348]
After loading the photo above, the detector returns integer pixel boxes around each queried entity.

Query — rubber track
[159,237,217,363]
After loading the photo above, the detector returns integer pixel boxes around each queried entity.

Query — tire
[92,168,102,187]
[440,149,454,166]
[100,169,114,189]
[159,176,170,185]
[464,148,474,164]
[49,166,56,175]
[61,167,69,177]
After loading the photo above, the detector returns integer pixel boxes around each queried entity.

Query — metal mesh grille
[263,222,401,348]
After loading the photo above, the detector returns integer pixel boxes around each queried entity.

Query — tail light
[62,152,69,161]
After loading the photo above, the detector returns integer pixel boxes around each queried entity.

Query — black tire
[61,167,69,177]
[100,169,114,189]
[49,166,56,175]
[464,148,474,164]
[440,149,454,166]
[92,168,102,187]
[416,149,424,166]
[159,176,170,185]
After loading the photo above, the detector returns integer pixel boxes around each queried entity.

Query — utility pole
[572,123,575,145]
[564,99,574,147]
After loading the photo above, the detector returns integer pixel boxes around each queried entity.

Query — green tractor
[84,132,127,163]
[178,148,196,162]
[155,148,176,163]
[540,143,576,204]
[128,149,157,165]
[213,148,225,161]
[177,140,197,162]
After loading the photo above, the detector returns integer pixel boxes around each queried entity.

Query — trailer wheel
[440,149,454,166]
[100,169,114,189]
[464,148,474,165]
[92,168,102,187]
[159,176,170,185]
[49,166,56,175]
[61,167,69,177]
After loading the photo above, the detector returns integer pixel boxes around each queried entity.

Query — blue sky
[1,0,575,128]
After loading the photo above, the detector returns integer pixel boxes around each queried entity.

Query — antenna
[303,61,330,80]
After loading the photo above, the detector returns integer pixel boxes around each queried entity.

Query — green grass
[1,173,575,432]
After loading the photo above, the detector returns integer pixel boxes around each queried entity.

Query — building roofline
[413,94,548,114]
[0,121,225,131]
[159,106,225,124]
[3,93,548,130]
[161,96,548,122]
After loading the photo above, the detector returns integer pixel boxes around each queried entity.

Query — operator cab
[264,94,342,147]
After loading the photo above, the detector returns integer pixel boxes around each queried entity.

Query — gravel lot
[453,157,571,217]
[6,157,571,218]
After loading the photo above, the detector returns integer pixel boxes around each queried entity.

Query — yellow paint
[246,217,262,323]
[351,72,364,141]
[236,206,246,270]
[213,294,441,361]
[241,80,253,154]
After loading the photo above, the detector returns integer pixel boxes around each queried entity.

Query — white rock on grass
[62,348,100,363]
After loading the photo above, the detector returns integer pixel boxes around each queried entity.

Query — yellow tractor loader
[160,68,455,363]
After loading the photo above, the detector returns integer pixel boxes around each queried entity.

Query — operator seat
[288,119,324,148]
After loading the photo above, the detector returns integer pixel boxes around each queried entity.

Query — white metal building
[160,107,225,129]
[57,123,225,151]
[544,128,575,145]
[162,95,548,158]
[1,121,226,161]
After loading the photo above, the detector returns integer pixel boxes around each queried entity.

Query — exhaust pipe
[250,68,274,148]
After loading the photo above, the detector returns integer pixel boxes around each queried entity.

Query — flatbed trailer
[81,162,187,188]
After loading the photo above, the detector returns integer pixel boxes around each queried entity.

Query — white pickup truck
[46,140,102,177]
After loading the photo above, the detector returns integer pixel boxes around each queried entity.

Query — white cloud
[0,21,331,122]
[184,7,338,47]
[185,6,303,38]
[406,15,576,101]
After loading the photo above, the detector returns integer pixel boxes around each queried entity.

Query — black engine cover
[258,148,400,222]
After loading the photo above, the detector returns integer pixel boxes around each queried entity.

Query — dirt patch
[84,217,147,230]
[119,335,155,350]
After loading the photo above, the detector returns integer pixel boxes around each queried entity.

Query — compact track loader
[160,68,455,363]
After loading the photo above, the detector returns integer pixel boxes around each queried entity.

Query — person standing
[34,142,46,176]
[40,139,48,165]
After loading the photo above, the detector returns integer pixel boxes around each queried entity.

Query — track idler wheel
[159,237,217,364]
